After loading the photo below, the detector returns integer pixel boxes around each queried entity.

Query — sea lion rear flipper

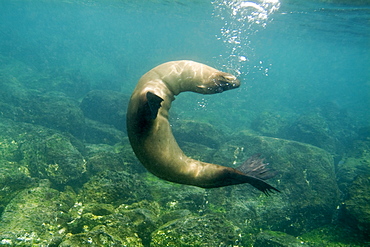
[245,176,280,196]
[145,92,164,120]
[237,154,278,180]
[236,154,280,195]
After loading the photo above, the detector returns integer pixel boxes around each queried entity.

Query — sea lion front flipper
[145,92,164,120]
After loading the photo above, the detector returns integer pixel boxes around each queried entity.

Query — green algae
[300,225,368,247]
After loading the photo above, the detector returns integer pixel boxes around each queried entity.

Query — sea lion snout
[196,72,240,94]
[211,72,240,93]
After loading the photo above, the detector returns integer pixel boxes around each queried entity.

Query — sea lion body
[127,60,279,194]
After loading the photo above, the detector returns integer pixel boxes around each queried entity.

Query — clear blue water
[0,0,368,132]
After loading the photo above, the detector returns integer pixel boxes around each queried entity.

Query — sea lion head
[195,71,240,94]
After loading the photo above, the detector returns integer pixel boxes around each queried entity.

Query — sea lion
[127,60,279,195]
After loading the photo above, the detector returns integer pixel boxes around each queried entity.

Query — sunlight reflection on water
[212,0,280,76]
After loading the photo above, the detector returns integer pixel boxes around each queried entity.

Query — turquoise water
[1,0,368,128]
[0,0,369,246]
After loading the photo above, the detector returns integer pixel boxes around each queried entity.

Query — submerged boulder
[0,118,36,214]
[286,103,356,155]
[59,225,144,247]
[172,120,225,149]
[0,160,34,216]
[20,132,86,187]
[65,200,161,247]
[343,175,370,236]
[151,214,242,247]
[78,170,151,206]
[208,131,340,235]
[83,118,126,145]
[80,90,129,132]
[251,111,288,137]
[0,118,86,188]
[0,180,74,246]
[254,231,304,247]
[0,90,85,139]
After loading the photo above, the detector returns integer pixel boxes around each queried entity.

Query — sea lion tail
[236,154,280,195]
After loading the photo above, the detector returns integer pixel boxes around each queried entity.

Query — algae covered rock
[254,231,304,247]
[287,113,336,153]
[20,132,86,187]
[83,118,126,145]
[143,173,207,213]
[251,111,288,137]
[66,203,144,246]
[336,156,370,194]
[59,225,144,247]
[0,160,34,215]
[79,170,151,206]
[151,214,242,247]
[0,119,35,214]
[343,175,370,235]
[1,90,85,139]
[173,119,225,149]
[84,142,144,176]
[287,103,356,155]
[209,131,340,235]
[80,90,129,132]
[65,200,161,247]
[0,180,74,246]
[299,224,367,247]
[0,118,86,188]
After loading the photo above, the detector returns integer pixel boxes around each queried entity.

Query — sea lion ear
[145,92,164,120]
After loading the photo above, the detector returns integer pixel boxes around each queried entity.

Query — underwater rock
[84,145,127,176]
[251,111,288,137]
[286,103,356,155]
[78,170,151,206]
[177,141,217,163]
[299,224,368,246]
[336,156,370,195]
[0,56,86,138]
[0,55,90,99]
[0,118,84,211]
[0,160,34,216]
[287,113,337,154]
[209,131,340,235]
[0,117,86,187]
[159,209,192,224]
[254,231,304,247]
[59,225,144,247]
[65,200,161,247]
[172,119,225,149]
[343,175,370,236]
[38,68,91,99]
[116,201,161,246]
[335,138,370,238]
[83,118,126,145]
[84,142,145,176]
[1,90,85,139]
[20,131,86,187]
[151,214,242,247]
[0,180,74,246]
[80,90,129,132]
[0,119,36,214]
[143,173,207,213]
